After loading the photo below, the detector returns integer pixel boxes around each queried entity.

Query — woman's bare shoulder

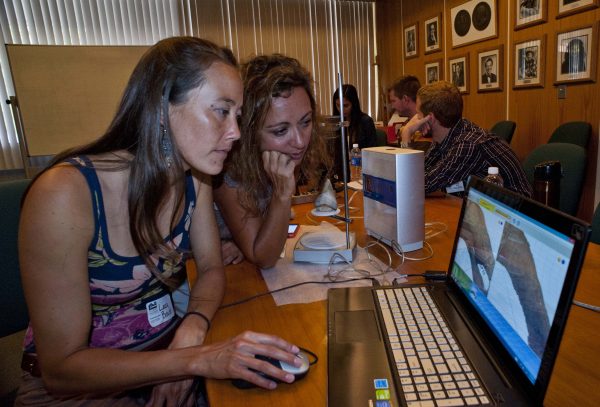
[25,164,92,218]
[34,163,87,191]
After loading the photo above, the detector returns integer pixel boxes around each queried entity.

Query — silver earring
[161,125,173,168]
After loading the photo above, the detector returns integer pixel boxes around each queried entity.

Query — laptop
[327,177,590,406]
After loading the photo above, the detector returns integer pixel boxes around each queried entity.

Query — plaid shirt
[424,118,532,197]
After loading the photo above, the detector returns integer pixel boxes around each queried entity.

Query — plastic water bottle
[483,167,504,186]
[350,143,362,182]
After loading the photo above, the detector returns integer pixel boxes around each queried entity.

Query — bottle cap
[488,167,499,175]
[352,143,359,148]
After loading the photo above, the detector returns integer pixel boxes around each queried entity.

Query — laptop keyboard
[376,286,492,406]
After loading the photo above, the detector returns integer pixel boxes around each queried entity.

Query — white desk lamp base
[292,230,356,264]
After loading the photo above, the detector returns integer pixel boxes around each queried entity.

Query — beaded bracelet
[182,311,211,331]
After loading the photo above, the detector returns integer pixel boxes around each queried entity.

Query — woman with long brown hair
[16,37,302,406]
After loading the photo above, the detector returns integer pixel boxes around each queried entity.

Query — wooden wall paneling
[402,1,438,86]
[376,0,600,220]
[510,23,550,161]
[512,7,600,219]
[445,0,506,131]
[376,0,441,93]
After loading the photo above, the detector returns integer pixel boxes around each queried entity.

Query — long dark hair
[332,84,363,146]
[31,36,237,284]
[225,53,329,217]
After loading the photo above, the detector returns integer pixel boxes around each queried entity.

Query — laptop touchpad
[335,310,380,342]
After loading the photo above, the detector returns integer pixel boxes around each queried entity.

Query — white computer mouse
[231,350,311,389]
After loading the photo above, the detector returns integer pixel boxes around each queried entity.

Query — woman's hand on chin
[262,150,296,199]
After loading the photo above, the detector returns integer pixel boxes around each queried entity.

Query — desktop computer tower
[362,147,424,252]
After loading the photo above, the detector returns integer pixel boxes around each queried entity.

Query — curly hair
[225,54,330,217]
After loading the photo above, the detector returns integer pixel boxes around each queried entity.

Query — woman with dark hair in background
[213,54,329,269]
[330,84,376,183]
[16,37,303,406]
[332,84,377,149]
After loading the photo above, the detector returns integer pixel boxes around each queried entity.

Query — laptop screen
[450,181,579,384]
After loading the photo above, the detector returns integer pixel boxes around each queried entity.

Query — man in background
[399,81,531,197]
[389,75,433,150]
[388,75,420,118]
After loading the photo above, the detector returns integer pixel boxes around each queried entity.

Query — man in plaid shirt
[399,81,532,197]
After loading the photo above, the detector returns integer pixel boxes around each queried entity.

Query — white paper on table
[260,222,407,306]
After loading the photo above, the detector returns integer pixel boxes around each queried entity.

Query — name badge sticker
[146,294,175,327]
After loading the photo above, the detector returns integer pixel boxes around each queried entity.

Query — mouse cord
[218,277,376,309]
[298,347,319,366]
[381,221,447,264]
[324,239,394,283]
[391,239,434,262]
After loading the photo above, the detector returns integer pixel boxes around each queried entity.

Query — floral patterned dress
[23,156,196,353]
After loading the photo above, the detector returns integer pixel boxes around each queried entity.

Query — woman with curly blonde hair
[214,53,330,268]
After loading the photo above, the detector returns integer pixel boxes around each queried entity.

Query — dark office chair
[0,179,30,402]
[547,121,591,148]
[489,120,516,144]
[522,143,586,216]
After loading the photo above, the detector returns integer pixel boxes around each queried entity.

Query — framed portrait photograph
[555,24,598,84]
[557,0,598,19]
[449,54,469,93]
[478,46,503,92]
[424,14,442,54]
[514,36,546,88]
[425,59,443,84]
[451,0,497,48]
[404,23,418,59]
[515,0,547,30]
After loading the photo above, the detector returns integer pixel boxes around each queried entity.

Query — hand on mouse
[196,331,302,389]
[231,350,310,389]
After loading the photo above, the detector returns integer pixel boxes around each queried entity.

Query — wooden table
[204,193,600,406]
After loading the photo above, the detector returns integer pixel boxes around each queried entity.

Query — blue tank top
[23,156,196,352]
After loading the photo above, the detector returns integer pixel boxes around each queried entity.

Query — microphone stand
[291,73,356,264]
[335,72,353,250]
